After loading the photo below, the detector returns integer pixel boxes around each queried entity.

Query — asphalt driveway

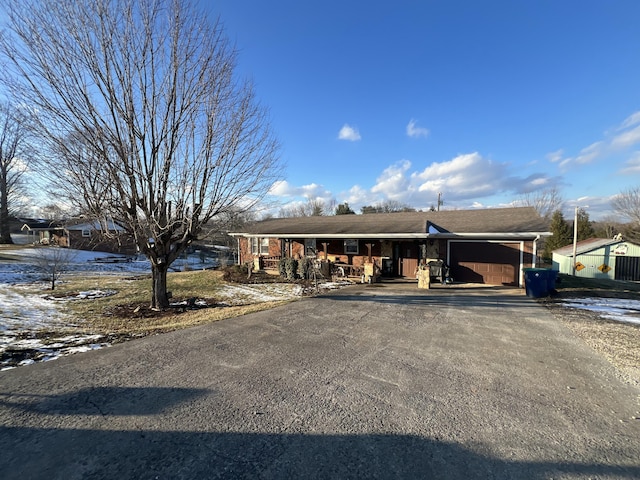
[1,283,639,479]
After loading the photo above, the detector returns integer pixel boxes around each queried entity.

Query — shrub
[299,257,313,279]
[221,264,248,282]
[284,257,298,281]
[278,258,287,278]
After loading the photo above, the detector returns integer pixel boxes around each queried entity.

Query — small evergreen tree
[284,258,298,281]
[299,257,313,279]
[335,202,355,215]
[278,258,287,278]
[576,208,595,241]
[543,210,572,260]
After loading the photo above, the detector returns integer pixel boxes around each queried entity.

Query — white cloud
[268,180,331,199]
[270,152,554,214]
[268,180,291,196]
[554,111,640,171]
[342,185,378,208]
[529,177,550,188]
[558,157,573,170]
[406,119,429,138]
[414,152,486,180]
[575,141,605,164]
[338,124,361,141]
[546,149,564,163]
[563,195,614,221]
[619,111,640,130]
[611,124,640,149]
[390,152,550,204]
[371,160,412,198]
[620,151,640,175]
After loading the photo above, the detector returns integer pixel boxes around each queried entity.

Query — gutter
[230,231,552,240]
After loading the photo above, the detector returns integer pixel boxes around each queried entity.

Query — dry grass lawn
[48,270,293,338]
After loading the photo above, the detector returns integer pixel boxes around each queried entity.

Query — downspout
[521,235,540,288]
[532,235,540,267]
[236,237,241,265]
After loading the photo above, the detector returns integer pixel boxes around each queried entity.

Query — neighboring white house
[552,237,640,281]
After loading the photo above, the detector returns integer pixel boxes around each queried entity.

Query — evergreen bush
[285,257,298,280]
[299,257,313,279]
[278,258,287,278]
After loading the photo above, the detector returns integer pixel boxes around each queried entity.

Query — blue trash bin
[523,268,549,298]
[546,269,558,292]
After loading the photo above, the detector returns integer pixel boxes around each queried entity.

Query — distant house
[20,219,66,245]
[64,221,137,254]
[552,237,640,281]
[230,207,551,287]
[21,219,137,255]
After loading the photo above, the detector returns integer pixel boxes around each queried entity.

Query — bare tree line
[0,101,32,243]
[0,0,281,308]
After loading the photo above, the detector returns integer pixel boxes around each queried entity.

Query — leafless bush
[33,247,76,290]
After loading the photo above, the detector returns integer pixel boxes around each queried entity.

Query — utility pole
[571,205,590,276]
[572,206,578,276]
[437,192,443,212]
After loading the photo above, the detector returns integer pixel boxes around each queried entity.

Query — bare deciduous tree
[612,186,640,224]
[361,200,416,214]
[279,198,330,217]
[0,0,281,308]
[612,186,640,243]
[518,186,564,220]
[0,101,32,244]
[592,216,624,239]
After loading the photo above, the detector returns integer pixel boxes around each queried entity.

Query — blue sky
[207,0,640,220]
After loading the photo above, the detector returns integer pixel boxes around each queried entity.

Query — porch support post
[366,243,373,262]
[322,242,328,260]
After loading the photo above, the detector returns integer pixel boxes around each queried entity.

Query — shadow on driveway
[319,283,533,308]
[1,428,639,479]
[2,385,639,479]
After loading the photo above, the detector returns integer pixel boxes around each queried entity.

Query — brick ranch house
[230,206,551,287]
[20,219,137,254]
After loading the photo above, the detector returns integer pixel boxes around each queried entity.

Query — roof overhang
[230,231,551,240]
[230,233,429,239]
[437,232,551,239]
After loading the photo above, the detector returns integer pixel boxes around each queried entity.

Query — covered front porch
[247,235,449,283]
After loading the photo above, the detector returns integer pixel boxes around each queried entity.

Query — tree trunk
[0,167,13,244]
[151,263,170,309]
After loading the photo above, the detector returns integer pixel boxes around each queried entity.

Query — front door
[395,242,419,278]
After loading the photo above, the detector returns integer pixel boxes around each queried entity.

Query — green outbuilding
[552,236,640,281]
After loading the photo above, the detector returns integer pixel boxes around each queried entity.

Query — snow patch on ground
[561,297,640,325]
[0,284,73,330]
[215,280,351,305]
[0,246,353,370]
[47,290,118,301]
[217,283,302,305]
[0,280,113,371]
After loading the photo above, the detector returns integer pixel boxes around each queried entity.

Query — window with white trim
[251,237,270,255]
[344,239,359,254]
[81,229,91,238]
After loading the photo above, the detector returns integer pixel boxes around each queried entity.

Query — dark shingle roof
[235,207,549,237]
